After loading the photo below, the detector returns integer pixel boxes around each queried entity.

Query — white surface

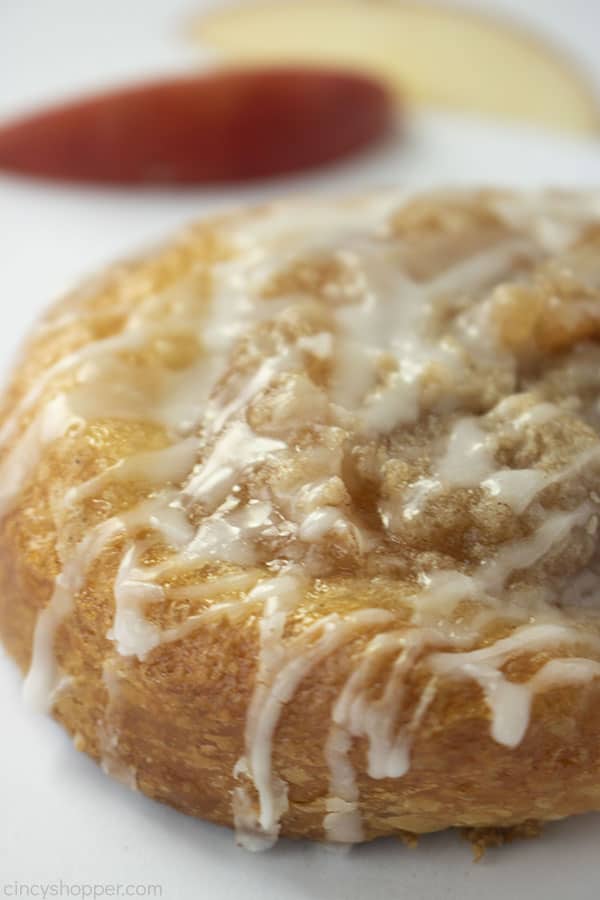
[2,2,600,898]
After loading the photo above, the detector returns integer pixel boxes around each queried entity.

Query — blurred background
[2,0,600,129]
[1,0,600,317]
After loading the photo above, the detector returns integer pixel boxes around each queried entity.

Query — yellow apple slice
[193,0,600,134]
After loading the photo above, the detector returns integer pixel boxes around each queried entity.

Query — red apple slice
[0,66,394,185]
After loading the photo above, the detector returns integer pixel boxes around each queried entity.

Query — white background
[1,2,600,899]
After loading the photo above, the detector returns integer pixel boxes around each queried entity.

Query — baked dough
[3,189,600,848]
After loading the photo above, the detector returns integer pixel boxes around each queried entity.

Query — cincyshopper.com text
[2,884,163,899]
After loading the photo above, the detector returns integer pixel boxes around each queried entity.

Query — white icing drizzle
[184,499,275,566]
[65,437,199,506]
[323,725,364,843]
[99,660,138,790]
[330,630,444,790]
[297,332,333,359]
[23,517,125,712]
[479,503,594,594]
[0,324,156,448]
[403,412,600,523]
[490,190,600,252]
[0,394,81,516]
[361,368,420,433]
[165,572,259,600]
[208,352,293,435]
[233,571,393,846]
[401,416,498,520]
[7,190,600,849]
[109,546,165,659]
[529,656,600,690]
[329,238,528,434]
[430,623,600,747]
[514,401,561,428]
[184,422,285,508]
[481,469,549,515]
[232,570,305,848]
[299,507,356,543]
[412,570,481,628]
[438,418,495,486]
[24,495,194,710]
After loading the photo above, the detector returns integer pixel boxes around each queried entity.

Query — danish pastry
[3,189,600,848]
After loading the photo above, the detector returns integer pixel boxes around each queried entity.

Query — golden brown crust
[3,190,600,845]
[4,543,600,840]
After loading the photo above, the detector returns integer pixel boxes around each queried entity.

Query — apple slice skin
[0,67,393,185]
